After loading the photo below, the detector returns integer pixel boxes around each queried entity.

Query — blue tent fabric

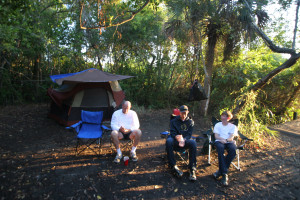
[50,68,94,83]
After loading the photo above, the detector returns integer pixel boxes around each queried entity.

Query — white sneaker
[114,154,122,163]
[130,151,138,162]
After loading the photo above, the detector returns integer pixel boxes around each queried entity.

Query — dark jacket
[170,116,194,140]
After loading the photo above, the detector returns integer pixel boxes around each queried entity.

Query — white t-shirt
[111,109,140,131]
[213,122,238,142]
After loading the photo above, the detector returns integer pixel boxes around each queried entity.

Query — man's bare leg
[129,129,142,161]
[111,130,124,163]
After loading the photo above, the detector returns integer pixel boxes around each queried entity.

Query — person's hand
[123,128,131,134]
[120,126,131,134]
[175,135,185,147]
[179,140,185,147]
[175,135,183,142]
[119,126,125,133]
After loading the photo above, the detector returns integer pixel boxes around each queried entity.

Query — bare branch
[250,23,296,55]
[243,0,296,55]
[80,0,150,30]
[41,3,65,13]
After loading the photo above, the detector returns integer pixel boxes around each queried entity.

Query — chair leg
[123,140,133,151]
[231,149,241,171]
[176,151,189,165]
[75,138,101,156]
[98,138,102,155]
[75,139,80,156]
[208,135,211,165]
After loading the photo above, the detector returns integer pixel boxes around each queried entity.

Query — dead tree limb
[80,0,150,30]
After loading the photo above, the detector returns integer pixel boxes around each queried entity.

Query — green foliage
[210,47,299,146]
[235,91,279,147]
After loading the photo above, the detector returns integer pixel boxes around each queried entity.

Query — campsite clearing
[0,104,299,199]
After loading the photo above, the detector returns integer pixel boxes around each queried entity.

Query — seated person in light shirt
[110,101,142,163]
[213,110,238,186]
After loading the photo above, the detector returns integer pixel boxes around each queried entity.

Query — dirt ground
[0,104,299,200]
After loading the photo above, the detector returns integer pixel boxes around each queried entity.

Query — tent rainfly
[47,68,133,126]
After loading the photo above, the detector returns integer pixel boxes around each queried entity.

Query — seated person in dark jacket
[166,105,197,181]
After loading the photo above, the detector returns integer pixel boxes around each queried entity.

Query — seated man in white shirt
[213,110,238,186]
[111,101,142,163]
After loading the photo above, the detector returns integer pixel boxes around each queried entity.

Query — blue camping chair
[68,110,111,156]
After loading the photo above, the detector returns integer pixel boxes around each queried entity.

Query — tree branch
[251,53,300,91]
[80,0,150,30]
[243,0,296,55]
[41,3,65,13]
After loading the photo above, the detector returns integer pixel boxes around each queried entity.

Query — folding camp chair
[203,117,253,171]
[161,131,192,165]
[68,110,111,156]
[160,112,203,165]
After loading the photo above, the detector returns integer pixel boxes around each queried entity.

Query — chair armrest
[191,136,204,142]
[160,131,170,138]
[203,129,213,136]
[237,131,253,150]
[66,121,82,133]
[238,131,253,141]
[102,125,111,130]
[70,121,82,128]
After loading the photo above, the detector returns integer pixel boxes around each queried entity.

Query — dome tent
[47,68,133,126]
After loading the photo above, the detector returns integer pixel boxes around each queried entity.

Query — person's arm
[226,125,237,142]
[214,133,227,144]
[183,120,194,140]
[226,133,235,142]
[214,123,227,144]
[110,111,120,131]
[170,119,179,139]
[130,111,140,130]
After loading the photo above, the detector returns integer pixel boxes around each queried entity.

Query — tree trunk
[33,56,40,93]
[292,0,300,50]
[200,22,218,116]
[97,54,103,70]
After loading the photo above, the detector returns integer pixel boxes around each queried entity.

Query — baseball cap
[179,105,188,112]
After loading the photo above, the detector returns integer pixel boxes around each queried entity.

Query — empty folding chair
[68,110,110,156]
